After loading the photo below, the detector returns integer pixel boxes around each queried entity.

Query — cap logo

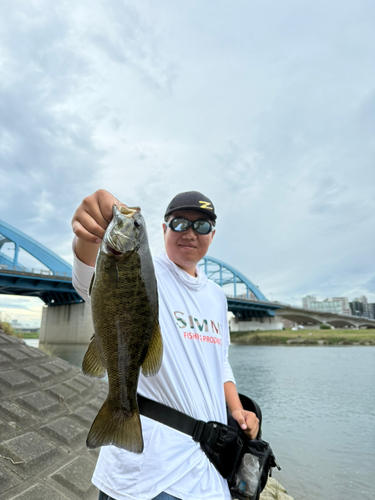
[199,201,213,210]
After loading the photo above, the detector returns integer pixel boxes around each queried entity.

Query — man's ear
[162,223,167,234]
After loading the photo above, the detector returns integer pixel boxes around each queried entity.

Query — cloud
[1,0,375,325]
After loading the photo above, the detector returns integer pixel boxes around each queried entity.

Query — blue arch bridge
[2,219,375,343]
[0,219,281,318]
[0,219,287,343]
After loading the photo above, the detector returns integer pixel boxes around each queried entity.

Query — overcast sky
[1,0,374,327]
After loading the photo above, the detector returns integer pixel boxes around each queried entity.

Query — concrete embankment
[0,331,294,500]
[0,330,106,499]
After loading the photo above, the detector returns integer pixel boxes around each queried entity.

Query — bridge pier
[229,316,283,332]
[40,302,93,344]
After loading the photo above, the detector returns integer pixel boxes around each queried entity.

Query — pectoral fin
[141,322,163,377]
[82,334,106,378]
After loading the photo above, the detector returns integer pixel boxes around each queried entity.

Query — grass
[0,322,39,339]
[230,328,375,346]
[19,332,40,339]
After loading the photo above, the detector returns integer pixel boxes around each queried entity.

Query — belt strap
[137,394,207,441]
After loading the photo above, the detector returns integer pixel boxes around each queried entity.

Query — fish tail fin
[82,335,106,378]
[86,399,144,453]
[141,322,163,377]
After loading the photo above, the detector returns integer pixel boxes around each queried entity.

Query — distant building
[350,296,375,319]
[354,296,368,304]
[368,303,375,320]
[302,296,351,315]
[302,295,317,309]
[303,294,375,319]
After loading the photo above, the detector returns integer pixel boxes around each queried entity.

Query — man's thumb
[234,412,247,430]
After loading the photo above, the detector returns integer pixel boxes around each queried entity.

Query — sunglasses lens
[170,218,190,231]
[193,220,212,234]
[168,218,212,234]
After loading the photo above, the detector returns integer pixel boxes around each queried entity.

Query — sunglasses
[166,217,213,235]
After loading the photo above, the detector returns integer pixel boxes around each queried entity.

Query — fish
[82,204,163,453]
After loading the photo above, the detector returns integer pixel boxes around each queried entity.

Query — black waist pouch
[195,394,280,500]
[196,420,279,500]
[197,420,245,480]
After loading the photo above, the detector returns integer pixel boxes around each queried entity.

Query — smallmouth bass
[82,205,163,453]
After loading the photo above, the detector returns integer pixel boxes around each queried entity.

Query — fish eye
[134,221,141,228]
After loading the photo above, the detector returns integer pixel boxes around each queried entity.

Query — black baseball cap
[164,191,217,221]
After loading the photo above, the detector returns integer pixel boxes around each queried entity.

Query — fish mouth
[115,205,141,217]
[105,243,123,256]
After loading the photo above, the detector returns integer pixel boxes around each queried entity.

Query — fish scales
[82,205,163,453]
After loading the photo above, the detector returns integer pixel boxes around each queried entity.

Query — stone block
[63,378,89,395]
[75,374,95,388]
[0,431,58,478]
[0,463,22,491]
[1,349,31,363]
[42,416,86,446]
[0,353,12,370]
[0,417,14,438]
[21,366,53,383]
[0,400,31,423]
[17,392,60,416]
[53,359,72,372]
[39,361,65,376]
[0,371,34,391]
[9,482,68,500]
[21,347,48,359]
[52,456,97,499]
[0,335,23,345]
[0,334,12,346]
[72,406,98,426]
[47,384,78,405]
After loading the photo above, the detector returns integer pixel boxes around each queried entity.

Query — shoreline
[230,328,375,346]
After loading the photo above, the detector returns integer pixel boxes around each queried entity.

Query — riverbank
[230,328,375,345]
[0,329,107,500]
[0,330,294,500]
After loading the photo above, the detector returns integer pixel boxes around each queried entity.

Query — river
[26,340,375,500]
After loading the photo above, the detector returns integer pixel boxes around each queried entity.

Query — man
[72,189,259,500]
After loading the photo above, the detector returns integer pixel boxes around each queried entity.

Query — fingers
[232,409,259,440]
[234,413,247,431]
[71,190,126,243]
[243,412,259,440]
[72,218,104,244]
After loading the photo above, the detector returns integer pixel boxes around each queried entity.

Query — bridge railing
[225,293,272,304]
[0,264,72,278]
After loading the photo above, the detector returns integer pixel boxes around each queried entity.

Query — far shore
[6,327,375,347]
[230,328,375,346]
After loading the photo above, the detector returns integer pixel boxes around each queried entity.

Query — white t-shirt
[73,251,235,500]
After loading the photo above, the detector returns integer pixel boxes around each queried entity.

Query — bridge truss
[199,256,281,319]
[0,219,82,306]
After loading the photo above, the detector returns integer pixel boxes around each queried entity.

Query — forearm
[224,381,260,439]
[74,236,100,267]
[224,381,243,414]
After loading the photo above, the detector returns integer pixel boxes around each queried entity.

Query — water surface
[228,345,375,500]
[26,340,375,500]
